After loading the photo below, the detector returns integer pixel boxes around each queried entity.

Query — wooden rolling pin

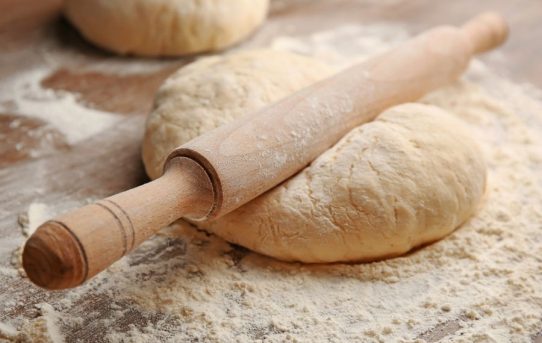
[23,12,508,290]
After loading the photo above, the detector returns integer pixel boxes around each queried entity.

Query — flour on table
[11,203,54,277]
[271,24,409,69]
[5,304,66,343]
[1,23,542,342]
[0,67,120,145]
[17,203,52,237]
[0,322,18,340]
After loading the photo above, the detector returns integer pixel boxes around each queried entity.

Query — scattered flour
[0,322,18,340]
[12,304,66,343]
[271,23,409,69]
[0,29,182,155]
[17,202,53,237]
[0,67,120,145]
[1,23,542,343]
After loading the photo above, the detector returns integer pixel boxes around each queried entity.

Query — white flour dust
[18,202,52,237]
[271,23,409,69]
[1,24,542,342]
[0,67,120,145]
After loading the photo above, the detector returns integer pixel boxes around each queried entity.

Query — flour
[13,304,66,343]
[2,23,542,342]
[10,203,53,278]
[0,322,18,340]
[0,67,120,145]
[271,24,409,69]
[17,202,52,237]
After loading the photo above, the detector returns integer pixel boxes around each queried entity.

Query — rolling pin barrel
[23,13,508,290]
[167,12,508,219]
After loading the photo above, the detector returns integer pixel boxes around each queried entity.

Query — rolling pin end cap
[462,12,509,54]
[22,221,87,290]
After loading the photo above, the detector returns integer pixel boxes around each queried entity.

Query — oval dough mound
[64,0,269,56]
[143,49,334,179]
[143,50,486,263]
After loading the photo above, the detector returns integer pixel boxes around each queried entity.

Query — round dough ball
[143,49,334,179]
[143,50,486,263]
[64,0,269,56]
[207,104,487,262]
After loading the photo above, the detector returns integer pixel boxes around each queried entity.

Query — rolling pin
[23,12,508,290]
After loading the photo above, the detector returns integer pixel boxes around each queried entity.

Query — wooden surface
[1,0,541,341]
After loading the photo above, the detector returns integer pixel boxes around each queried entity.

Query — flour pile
[1,24,542,342]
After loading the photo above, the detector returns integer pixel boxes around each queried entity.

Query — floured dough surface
[143,50,486,262]
[143,49,334,179]
[64,0,269,56]
[209,104,486,262]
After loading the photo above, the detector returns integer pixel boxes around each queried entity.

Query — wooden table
[1,0,541,341]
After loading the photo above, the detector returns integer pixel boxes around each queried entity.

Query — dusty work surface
[1,0,542,342]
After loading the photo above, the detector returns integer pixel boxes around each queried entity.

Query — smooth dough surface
[143,50,487,262]
[64,0,269,56]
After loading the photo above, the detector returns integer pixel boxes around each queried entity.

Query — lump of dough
[143,49,335,179]
[64,0,269,56]
[207,104,487,262]
[143,50,487,263]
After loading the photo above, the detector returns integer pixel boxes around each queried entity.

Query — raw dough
[143,50,486,262]
[143,49,334,179]
[64,0,269,56]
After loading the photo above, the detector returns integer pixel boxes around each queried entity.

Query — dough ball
[143,49,334,179]
[64,0,269,56]
[143,50,487,263]
[207,104,487,262]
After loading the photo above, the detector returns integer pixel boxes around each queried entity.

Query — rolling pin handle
[461,12,508,54]
[22,157,214,290]
[22,220,87,290]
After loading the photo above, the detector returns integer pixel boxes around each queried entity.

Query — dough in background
[64,0,269,56]
[143,50,487,262]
